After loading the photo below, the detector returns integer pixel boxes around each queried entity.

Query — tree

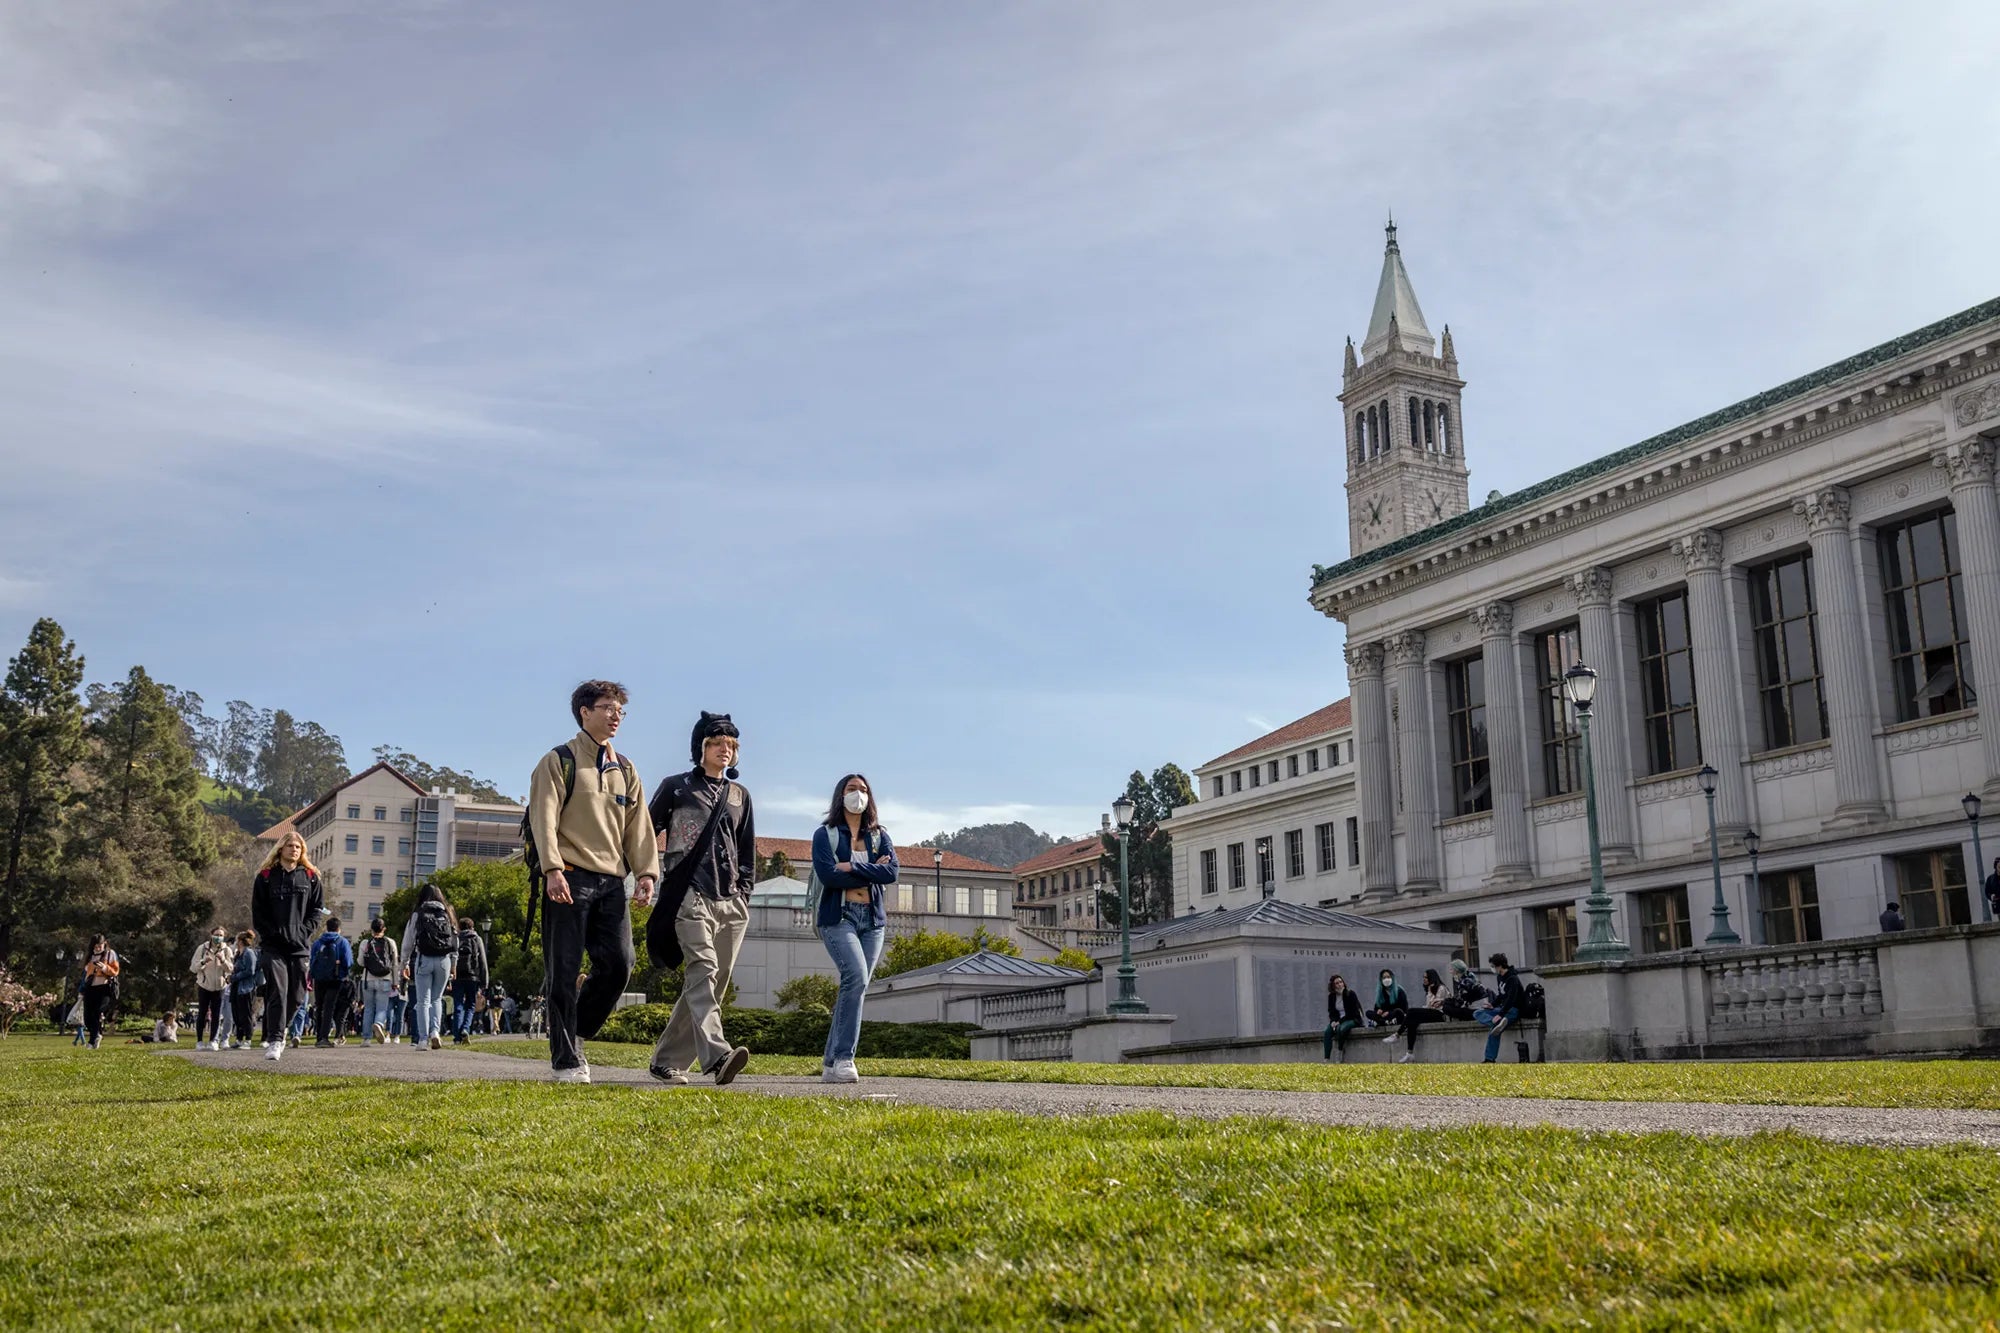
[203,787,289,837]
[1049,946,1098,973]
[774,973,837,1013]
[875,924,1021,979]
[1097,763,1194,928]
[162,688,216,776]
[925,821,1056,869]
[370,745,515,803]
[757,850,795,882]
[253,710,349,810]
[215,701,269,791]
[0,619,86,970]
[61,666,220,1011]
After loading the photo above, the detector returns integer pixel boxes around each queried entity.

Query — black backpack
[360,936,394,978]
[415,901,455,957]
[308,935,345,984]
[1521,982,1547,1022]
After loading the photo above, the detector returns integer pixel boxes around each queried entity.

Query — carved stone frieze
[1344,639,1385,679]
[1882,713,1982,756]
[1749,743,1834,781]
[1441,814,1493,844]
[1386,630,1429,669]
[1634,772,1704,805]
[1530,797,1585,825]
[1952,379,2000,428]
[1932,438,1997,488]
[1469,601,1515,639]
[1792,486,1852,535]
[1568,567,1615,609]
[1673,528,1727,575]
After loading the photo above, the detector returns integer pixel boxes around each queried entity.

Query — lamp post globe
[1106,796,1148,1014]
[1564,662,1629,963]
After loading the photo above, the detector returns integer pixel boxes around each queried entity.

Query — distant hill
[925,821,1057,870]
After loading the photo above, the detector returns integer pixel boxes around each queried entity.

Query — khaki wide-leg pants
[652,892,750,1074]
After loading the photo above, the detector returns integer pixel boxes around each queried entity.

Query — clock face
[1365,497,1384,528]
[1427,489,1444,519]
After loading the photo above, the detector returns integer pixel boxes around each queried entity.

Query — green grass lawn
[468,1036,2000,1110]
[5,1038,1997,1331]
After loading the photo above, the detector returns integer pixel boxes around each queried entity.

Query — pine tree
[0,619,86,970]
[1097,763,1195,927]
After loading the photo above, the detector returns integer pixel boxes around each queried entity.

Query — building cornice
[1310,297,2000,620]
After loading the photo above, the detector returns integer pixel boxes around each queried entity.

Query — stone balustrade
[1703,945,1882,1031]
[977,985,1073,1029]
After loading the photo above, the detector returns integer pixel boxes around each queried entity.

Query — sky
[4,1,1999,843]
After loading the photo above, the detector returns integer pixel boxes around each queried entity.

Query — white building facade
[1312,225,2000,971]
[1166,701,1369,920]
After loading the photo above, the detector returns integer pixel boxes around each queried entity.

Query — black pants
[312,983,345,1042]
[1399,1007,1447,1051]
[195,987,225,1043]
[542,869,634,1071]
[261,953,308,1044]
[229,991,254,1043]
[82,985,116,1043]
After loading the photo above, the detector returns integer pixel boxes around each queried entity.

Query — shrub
[593,1004,973,1059]
[1049,947,1098,973]
[774,974,837,1013]
[876,925,1021,979]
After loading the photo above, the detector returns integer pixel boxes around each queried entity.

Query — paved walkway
[171,1044,2000,1149]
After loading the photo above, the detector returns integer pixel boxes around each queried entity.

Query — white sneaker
[1382,1032,1398,1043]
[1397,1052,1416,1064]
[823,1059,859,1084]
[553,1065,591,1084]
[265,1042,283,1062]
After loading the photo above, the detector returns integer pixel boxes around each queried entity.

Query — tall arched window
[1355,411,1367,462]
[1408,398,1419,449]
[1423,400,1437,450]
[1438,404,1451,455]
[1380,399,1391,450]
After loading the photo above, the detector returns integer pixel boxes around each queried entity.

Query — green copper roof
[1311,294,2000,591]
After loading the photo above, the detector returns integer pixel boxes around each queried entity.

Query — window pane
[1777,558,1809,611]
[1661,597,1688,652]
[1672,712,1700,768]
[1666,654,1695,709]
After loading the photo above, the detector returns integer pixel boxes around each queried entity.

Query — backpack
[415,901,455,957]
[308,935,345,984]
[520,744,636,944]
[1520,982,1547,1022]
[360,936,393,978]
[803,826,882,941]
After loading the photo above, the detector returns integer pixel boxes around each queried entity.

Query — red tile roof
[1010,837,1107,877]
[285,762,431,829]
[256,816,299,843]
[1203,697,1352,768]
[754,836,1006,874]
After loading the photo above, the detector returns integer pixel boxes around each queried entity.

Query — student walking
[808,774,899,1084]
[1483,953,1529,1064]
[308,917,353,1047]
[355,918,400,1045]
[186,928,235,1050]
[226,931,261,1049]
[646,711,754,1087]
[1395,968,1451,1063]
[251,830,324,1062]
[1323,974,1363,1059]
[401,885,458,1050]
[79,935,121,1049]
[528,680,659,1084]
[450,918,489,1044]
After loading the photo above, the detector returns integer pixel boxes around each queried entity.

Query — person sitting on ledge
[1395,969,1451,1063]
[1482,954,1528,1064]
[1370,969,1409,1044]
[1443,958,1488,1021]
[1322,974,1363,1060]
[1879,900,1906,933]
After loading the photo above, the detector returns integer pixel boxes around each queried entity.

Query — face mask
[843,791,869,815]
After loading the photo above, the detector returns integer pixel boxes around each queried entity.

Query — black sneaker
[648,1063,689,1086]
[709,1046,750,1086]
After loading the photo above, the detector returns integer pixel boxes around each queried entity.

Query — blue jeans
[451,982,480,1039]
[1484,1007,1520,1062]
[410,954,451,1044]
[821,902,885,1064]
[288,1000,310,1040]
[361,980,396,1041]
[387,993,406,1038]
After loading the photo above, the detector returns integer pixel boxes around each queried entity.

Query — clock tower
[1342,219,1470,557]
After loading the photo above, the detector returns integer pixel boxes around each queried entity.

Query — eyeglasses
[591,704,625,718]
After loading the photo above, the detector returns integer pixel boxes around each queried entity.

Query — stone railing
[977,985,1072,1029]
[1007,1030,1073,1061]
[1704,944,1882,1031]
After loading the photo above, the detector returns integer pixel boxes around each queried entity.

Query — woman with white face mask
[809,774,899,1083]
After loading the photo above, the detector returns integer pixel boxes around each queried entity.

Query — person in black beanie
[645,711,756,1086]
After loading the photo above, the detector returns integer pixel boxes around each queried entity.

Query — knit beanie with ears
[690,711,741,779]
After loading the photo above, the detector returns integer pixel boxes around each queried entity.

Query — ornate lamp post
[1564,663,1630,962]
[1744,829,1762,946]
[932,848,944,915]
[478,916,494,965]
[1106,793,1148,1014]
[1966,793,1989,923]
[1696,765,1740,945]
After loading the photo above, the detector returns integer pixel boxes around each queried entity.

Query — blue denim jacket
[810,824,900,930]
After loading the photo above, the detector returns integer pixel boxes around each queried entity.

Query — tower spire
[1362,215,1432,360]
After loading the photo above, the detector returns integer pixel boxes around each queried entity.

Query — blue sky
[4,1,1998,842]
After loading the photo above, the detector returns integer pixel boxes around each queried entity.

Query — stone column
[1568,567,1637,859]
[1934,438,2000,796]
[1471,600,1533,881]
[1674,529,1751,835]
[1345,640,1397,902]
[1388,630,1442,894]
[1793,486,1887,825]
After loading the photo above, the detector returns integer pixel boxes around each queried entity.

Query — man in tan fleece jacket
[528,679,659,1083]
